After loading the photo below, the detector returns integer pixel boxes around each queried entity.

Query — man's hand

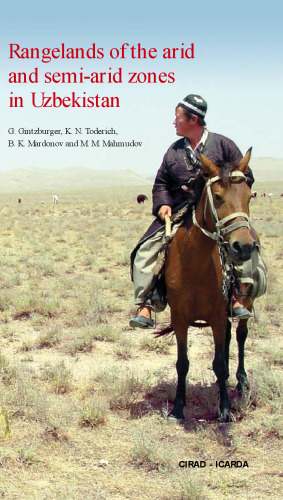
[158,205,172,221]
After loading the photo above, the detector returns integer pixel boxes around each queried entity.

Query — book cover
[0,2,282,499]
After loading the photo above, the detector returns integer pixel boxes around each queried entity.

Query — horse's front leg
[212,321,231,422]
[224,319,232,378]
[236,318,250,393]
[169,329,189,421]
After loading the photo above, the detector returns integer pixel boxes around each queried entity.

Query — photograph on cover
[0,1,282,499]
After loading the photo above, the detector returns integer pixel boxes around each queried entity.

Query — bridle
[192,171,251,299]
[192,171,251,244]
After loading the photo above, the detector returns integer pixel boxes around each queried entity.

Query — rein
[192,171,250,299]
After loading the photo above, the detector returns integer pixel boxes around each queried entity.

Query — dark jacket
[152,133,254,217]
[131,132,254,268]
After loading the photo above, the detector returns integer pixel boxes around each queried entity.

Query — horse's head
[198,148,255,262]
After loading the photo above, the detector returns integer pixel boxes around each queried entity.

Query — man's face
[173,106,196,137]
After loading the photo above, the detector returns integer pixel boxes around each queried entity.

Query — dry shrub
[131,429,170,472]
[42,362,73,394]
[247,368,282,411]
[93,367,146,410]
[62,328,94,355]
[78,398,109,428]
[0,353,17,385]
[140,335,172,354]
[36,326,61,348]
[115,337,134,359]
[91,324,118,342]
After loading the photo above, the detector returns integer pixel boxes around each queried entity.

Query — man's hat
[178,94,207,118]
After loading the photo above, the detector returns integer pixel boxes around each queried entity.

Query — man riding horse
[130,94,257,328]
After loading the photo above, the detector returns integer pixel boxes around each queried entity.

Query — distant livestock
[268,192,274,197]
[137,194,148,204]
[280,193,283,197]
[18,198,21,204]
[261,192,266,197]
[53,194,59,204]
[251,191,257,198]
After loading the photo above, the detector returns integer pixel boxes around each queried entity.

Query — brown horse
[164,149,255,422]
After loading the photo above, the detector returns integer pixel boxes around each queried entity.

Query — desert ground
[0,182,282,499]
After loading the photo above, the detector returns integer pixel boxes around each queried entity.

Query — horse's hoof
[219,410,231,423]
[167,414,184,425]
[167,409,185,423]
[219,403,231,422]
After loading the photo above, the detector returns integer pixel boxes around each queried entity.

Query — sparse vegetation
[78,398,109,428]
[42,361,73,394]
[140,334,172,354]
[0,183,282,499]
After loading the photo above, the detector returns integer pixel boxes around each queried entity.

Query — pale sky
[1,1,282,177]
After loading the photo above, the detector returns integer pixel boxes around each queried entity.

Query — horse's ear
[238,147,252,172]
[199,154,219,177]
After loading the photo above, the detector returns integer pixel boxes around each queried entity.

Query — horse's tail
[152,324,174,338]
[153,321,210,338]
